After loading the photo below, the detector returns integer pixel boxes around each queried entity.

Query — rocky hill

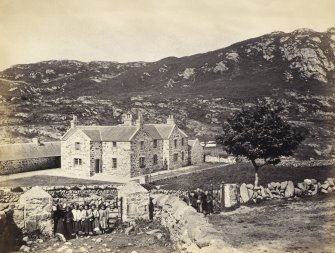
[0,28,334,160]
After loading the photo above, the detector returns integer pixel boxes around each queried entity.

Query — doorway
[95,159,101,173]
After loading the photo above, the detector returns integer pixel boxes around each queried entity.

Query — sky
[0,0,334,70]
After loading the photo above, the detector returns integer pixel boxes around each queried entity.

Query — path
[0,163,228,184]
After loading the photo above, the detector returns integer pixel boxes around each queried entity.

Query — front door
[95,159,101,173]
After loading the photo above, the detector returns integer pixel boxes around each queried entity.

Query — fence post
[220,182,225,209]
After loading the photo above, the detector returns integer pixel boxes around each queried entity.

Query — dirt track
[208,195,335,253]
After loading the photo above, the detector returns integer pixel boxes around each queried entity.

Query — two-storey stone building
[61,113,189,179]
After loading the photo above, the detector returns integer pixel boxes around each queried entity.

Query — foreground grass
[0,175,118,188]
[155,163,335,190]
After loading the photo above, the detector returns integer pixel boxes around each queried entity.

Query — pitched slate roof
[0,142,61,161]
[146,124,175,139]
[143,125,163,139]
[62,126,139,142]
[188,139,196,147]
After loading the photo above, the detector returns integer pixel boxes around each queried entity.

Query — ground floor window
[112,158,117,168]
[139,157,145,168]
[74,158,82,167]
[173,153,178,162]
[153,154,158,165]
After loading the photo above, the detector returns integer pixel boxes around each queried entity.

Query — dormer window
[75,142,81,150]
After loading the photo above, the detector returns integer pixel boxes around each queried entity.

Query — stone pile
[154,194,237,253]
[239,177,335,203]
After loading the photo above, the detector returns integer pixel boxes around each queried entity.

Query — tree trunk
[251,159,259,187]
[254,166,259,187]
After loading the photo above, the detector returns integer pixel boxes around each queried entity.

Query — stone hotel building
[61,113,202,179]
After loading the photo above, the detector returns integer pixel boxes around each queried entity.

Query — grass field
[155,163,335,191]
[0,175,117,188]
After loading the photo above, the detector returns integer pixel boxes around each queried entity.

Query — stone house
[188,139,204,165]
[61,114,189,178]
[0,139,61,175]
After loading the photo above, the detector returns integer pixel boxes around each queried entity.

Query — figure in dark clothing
[204,191,214,215]
[64,206,73,239]
[189,192,197,209]
[149,198,154,220]
[55,204,65,236]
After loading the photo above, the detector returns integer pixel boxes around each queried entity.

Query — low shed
[0,140,61,175]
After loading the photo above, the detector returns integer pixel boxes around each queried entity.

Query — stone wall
[0,157,60,175]
[238,177,335,204]
[167,127,189,170]
[153,194,236,253]
[130,129,155,177]
[61,131,91,176]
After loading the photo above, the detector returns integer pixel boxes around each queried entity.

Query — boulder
[275,182,281,189]
[321,189,329,194]
[297,182,306,191]
[260,186,267,198]
[326,178,334,186]
[304,179,312,186]
[268,183,274,190]
[321,182,330,190]
[240,183,250,203]
[265,188,273,199]
[146,229,161,235]
[280,181,288,190]
[328,187,333,193]
[294,188,303,197]
[246,184,254,189]
[284,181,295,198]
[248,189,254,199]
[125,225,134,235]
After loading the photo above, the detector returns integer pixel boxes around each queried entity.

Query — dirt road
[208,195,335,253]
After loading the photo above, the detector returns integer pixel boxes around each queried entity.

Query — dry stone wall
[0,157,60,175]
[153,194,236,253]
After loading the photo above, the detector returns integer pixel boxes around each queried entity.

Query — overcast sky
[0,0,334,70]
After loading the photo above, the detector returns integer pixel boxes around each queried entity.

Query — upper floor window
[182,151,185,161]
[173,153,178,162]
[181,138,185,146]
[139,157,145,168]
[74,158,82,167]
[153,139,158,148]
[174,139,178,149]
[153,154,158,165]
[112,158,117,168]
[140,141,145,150]
[75,142,81,150]
[112,141,117,147]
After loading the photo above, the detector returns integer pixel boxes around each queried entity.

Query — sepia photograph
[0,0,335,252]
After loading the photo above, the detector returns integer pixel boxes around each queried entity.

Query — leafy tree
[216,101,308,187]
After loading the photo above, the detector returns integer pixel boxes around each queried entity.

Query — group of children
[53,202,111,240]
[188,188,214,214]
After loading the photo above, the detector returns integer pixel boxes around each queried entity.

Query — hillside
[0,27,334,160]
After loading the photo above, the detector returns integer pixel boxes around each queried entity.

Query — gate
[107,197,122,229]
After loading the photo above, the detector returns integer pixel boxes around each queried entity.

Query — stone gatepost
[118,182,149,222]
[221,183,239,208]
[18,186,53,236]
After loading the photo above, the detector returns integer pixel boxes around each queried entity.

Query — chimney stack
[166,114,175,125]
[135,111,144,127]
[70,115,78,128]
[122,112,133,126]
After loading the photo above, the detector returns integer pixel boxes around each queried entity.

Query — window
[139,157,145,168]
[140,141,144,150]
[182,151,184,161]
[153,139,157,148]
[181,138,184,146]
[75,142,81,150]
[112,142,117,147]
[173,153,178,162]
[74,158,82,167]
[153,154,158,165]
[174,139,178,148]
[112,158,117,168]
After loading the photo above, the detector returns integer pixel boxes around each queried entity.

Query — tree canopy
[216,101,308,186]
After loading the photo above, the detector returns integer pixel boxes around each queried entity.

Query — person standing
[148,197,154,220]
[92,204,100,234]
[205,191,214,215]
[55,204,65,236]
[72,204,81,237]
[98,204,108,234]
[86,205,94,235]
[64,206,73,240]
[81,205,89,236]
